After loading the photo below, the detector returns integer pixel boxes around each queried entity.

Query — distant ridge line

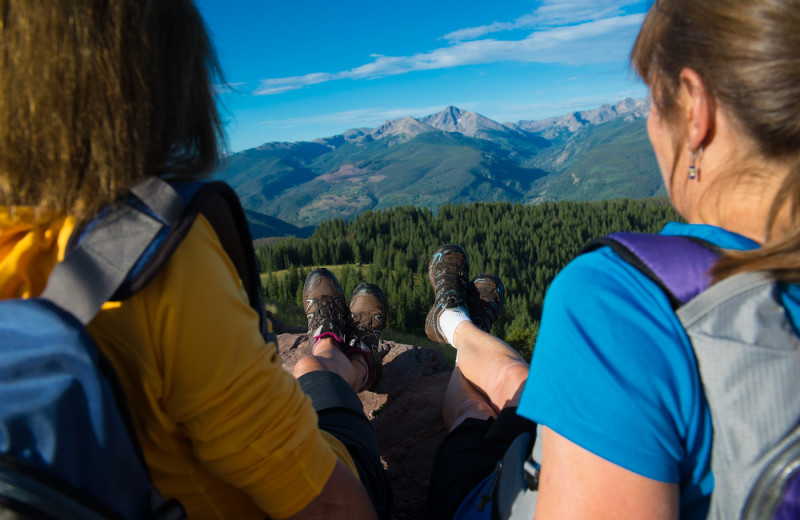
[250,98,650,150]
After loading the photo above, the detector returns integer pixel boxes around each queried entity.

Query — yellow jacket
[0,207,355,519]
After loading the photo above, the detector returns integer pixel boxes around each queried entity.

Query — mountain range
[214,98,661,236]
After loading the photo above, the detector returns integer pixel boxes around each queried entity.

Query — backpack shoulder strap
[41,177,178,325]
[60,178,273,343]
[580,232,722,309]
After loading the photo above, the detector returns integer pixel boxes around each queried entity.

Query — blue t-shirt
[517,222,760,518]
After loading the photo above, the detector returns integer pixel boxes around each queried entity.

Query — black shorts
[425,408,536,520]
[297,371,392,520]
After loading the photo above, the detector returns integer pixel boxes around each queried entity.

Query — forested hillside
[258,198,679,359]
[218,100,659,228]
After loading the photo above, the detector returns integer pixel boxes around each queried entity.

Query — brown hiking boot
[303,268,348,345]
[425,244,470,344]
[467,274,505,333]
[346,283,387,392]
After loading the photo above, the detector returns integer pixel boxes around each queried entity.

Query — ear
[678,68,714,151]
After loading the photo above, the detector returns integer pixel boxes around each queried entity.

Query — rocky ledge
[277,332,453,520]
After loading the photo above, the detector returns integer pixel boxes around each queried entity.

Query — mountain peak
[421,106,465,132]
[421,106,510,138]
[443,105,465,119]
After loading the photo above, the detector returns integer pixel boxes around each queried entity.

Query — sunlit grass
[261,264,370,285]
[382,330,455,367]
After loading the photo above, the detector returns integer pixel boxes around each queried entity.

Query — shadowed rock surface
[277,332,453,520]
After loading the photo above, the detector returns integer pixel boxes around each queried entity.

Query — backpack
[485,232,800,520]
[0,178,273,519]
[586,232,800,520]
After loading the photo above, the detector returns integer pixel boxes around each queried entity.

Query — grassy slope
[267,134,496,224]
[532,118,663,200]
[227,131,554,226]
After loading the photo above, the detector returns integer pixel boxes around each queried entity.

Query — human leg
[293,337,366,389]
[426,408,536,520]
[425,246,535,518]
[292,269,378,392]
[429,342,532,519]
[292,268,392,518]
[297,371,392,519]
[426,245,530,413]
[443,365,497,431]
[452,322,530,413]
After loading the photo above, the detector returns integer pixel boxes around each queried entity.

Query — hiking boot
[303,268,348,346]
[346,283,387,392]
[425,244,470,344]
[468,274,505,333]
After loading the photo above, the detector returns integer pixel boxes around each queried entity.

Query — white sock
[439,307,471,346]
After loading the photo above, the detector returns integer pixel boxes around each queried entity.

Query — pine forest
[257,198,680,360]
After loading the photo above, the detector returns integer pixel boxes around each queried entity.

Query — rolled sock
[439,307,471,346]
[313,331,343,350]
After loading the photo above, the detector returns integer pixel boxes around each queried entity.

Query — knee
[504,362,529,388]
[499,361,530,407]
[293,356,327,379]
[448,397,496,431]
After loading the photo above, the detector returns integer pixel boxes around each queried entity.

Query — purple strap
[774,471,800,520]
[603,232,720,306]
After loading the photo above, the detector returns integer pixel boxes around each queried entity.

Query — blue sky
[195,0,652,152]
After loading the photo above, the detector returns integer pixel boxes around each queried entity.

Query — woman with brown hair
[0,1,388,518]
[522,0,800,517]
[424,0,800,518]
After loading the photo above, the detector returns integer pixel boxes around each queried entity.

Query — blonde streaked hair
[632,0,800,282]
[0,0,224,222]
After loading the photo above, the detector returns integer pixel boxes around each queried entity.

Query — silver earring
[689,146,703,180]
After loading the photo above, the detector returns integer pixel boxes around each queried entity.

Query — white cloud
[442,0,643,42]
[534,0,643,27]
[442,21,520,43]
[254,2,646,96]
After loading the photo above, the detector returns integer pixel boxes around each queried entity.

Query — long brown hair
[0,0,224,222]
[631,0,800,283]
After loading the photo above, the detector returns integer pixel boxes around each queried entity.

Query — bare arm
[284,461,378,520]
[535,427,679,520]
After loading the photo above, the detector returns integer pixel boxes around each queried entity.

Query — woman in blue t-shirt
[425,0,800,518]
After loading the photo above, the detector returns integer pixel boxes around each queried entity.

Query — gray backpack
[496,232,800,519]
